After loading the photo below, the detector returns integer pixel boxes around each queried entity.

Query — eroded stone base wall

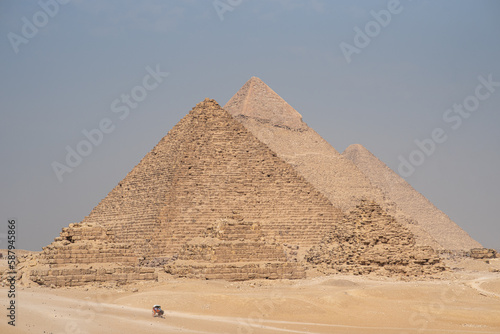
[166,262,304,281]
[29,267,156,287]
[166,218,305,280]
[40,222,137,264]
[28,222,156,287]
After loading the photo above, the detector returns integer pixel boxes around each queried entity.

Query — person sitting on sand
[152,305,164,317]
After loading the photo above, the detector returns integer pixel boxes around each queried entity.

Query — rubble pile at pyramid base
[165,217,305,281]
[469,248,498,259]
[342,144,481,251]
[306,201,446,277]
[27,223,157,287]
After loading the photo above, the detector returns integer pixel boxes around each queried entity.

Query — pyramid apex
[192,98,223,111]
[249,76,263,82]
[224,77,307,131]
[343,144,377,163]
[344,144,370,154]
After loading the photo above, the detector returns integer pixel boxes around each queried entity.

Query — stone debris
[306,200,446,277]
[342,144,481,251]
[469,248,498,259]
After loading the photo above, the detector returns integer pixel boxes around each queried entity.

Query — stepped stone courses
[41,223,136,266]
[29,266,156,287]
[166,217,305,280]
[82,98,342,255]
[29,223,156,287]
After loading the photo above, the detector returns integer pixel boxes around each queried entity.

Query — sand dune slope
[1,272,500,334]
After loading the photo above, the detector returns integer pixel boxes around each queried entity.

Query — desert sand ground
[1,256,499,334]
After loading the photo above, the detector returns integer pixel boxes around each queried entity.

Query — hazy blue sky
[1,0,499,251]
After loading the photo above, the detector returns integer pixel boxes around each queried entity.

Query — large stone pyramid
[224,77,482,251]
[81,98,342,254]
[28,87,452,286]
[224,77,442,249]
[31,99,344,285]
[342,144,481,250]
[224,77,384,212]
